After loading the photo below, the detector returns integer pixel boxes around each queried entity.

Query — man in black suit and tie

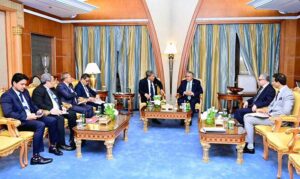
[32,73,77,150]
[75,73,104,113]
[56,72,94,118]
[139,70,165,124]
[177,71,203,115]
[234,73,276,126]
[0,73,63,165]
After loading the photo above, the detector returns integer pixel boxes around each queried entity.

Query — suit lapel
[10,89,26,112]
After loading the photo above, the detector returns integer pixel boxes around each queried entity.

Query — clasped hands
[184,90,194,96]
[26,109,44,120]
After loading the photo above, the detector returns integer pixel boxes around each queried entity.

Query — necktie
[187,82,191,100]
[19,93,24,102]
[253,87,263,102]
[84,86,90,97]
[275,91,280,101]
[150,83,155,100]
[48,89,60,106]
[19,93,30,112]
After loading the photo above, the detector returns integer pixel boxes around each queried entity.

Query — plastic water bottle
[81,114,86,125]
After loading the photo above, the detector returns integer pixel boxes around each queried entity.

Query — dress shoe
[49,146,63,156]
[59,144,74,151]
[30,155,53,165]
[152,119,161,124]
[243,147,255,154]
[69,142,76,150]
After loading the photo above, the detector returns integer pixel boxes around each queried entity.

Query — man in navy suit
[56,72,94,118]
[0,73,63,165]
[139,70,165,124]
[234,73,276,126]
[75,73,104,113]
[177,71,203,114]
[32,73,77,150]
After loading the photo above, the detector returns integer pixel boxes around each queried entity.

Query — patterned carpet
[0,112,292,179]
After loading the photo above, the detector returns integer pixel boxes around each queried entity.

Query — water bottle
[186,101,191,112]
[81,113,86,125]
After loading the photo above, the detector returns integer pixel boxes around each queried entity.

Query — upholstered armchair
[255,90,300,159]
[265,127,300,178]
[0,117,26,168]
[288,153,300,179]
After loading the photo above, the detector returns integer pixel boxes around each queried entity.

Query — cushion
[289,154,300,169]
[266,132,300,152]
[0,130,33,140]
[27,86,36,97]
[255,125,290,136]
[0,136,23,151]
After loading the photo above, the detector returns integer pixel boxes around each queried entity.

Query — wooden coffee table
[73,114,130,160]
[199,119,246,164]
[140,106,192,133]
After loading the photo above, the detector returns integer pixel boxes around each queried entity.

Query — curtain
[187,24,280,111]
[75,26,156,109]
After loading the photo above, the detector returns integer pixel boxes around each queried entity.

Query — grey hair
[260,73,270,82]
[61,72,70,81]
[40,73,52,83]
[145,70,155,77]
[186,71,194,77]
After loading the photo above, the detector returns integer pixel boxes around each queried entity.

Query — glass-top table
[73,114,130,160]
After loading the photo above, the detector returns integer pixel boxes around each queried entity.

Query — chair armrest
[62,102,72,110]
[285,128,300,151]
[0,117,21,137]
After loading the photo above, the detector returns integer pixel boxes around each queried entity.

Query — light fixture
[84,63,101,90]
[164,42,177,95]
[41,54,50,74]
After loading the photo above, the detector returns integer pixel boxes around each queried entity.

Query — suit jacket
[0,88,39,122]
[32,84,63,111]
[268,85,294,116]
[139,77,163,102]
[56,82,77,105]
[247,83,276,108]
[177,79,203,100]
[75,82,97,98]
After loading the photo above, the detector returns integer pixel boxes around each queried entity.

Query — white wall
[146,0,198,102]
[0,11,8,88]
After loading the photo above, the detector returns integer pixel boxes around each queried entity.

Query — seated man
[243,73,295,154]
[177,71,203,114]
[75,73,104,113]
[0,73,63,165]
[32,73,77,150]
[139,70,165,124]
[234,73,276,126]
[56,72,94,118]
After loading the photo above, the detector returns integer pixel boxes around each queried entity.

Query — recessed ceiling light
[279,11,286,14]
[71,14,77,18]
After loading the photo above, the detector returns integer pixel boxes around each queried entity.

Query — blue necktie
[48,89,60,105]
[19,93,29,111]
[150,83,155,100]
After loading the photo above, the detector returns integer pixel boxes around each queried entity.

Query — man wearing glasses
[234,73,275,126]
[177,71,203,125]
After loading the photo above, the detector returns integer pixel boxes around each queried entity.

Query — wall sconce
[84,63,101,90]
[164,42,177,95]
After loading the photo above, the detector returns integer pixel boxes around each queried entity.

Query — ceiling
[248,0,300,14]
[19,0,97,18]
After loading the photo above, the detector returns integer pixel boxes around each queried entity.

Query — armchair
[288,153,300,179]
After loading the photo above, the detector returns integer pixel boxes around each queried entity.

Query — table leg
[123,127,128,141]
[218,98,222,111]
[75,139,82,158]
[128,98,133,114]
[143,118,148,132]
[236,143,245,164]
[24,141,28,166]
[201,142,211,162]
[185,118,191,133]
[104,139,115,160]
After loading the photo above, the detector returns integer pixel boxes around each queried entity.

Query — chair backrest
[238,75,257,93]
[27,86,36,97]
[292,90,300,116]
[72,80,79,88]
[0,90,4,118]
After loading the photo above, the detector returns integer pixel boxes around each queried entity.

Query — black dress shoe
[59,144,74,151]
[243,147,255,154]
[49,147,63,156]
[152,119,161,124]
[69,142,76,150]
[30,156,53,165]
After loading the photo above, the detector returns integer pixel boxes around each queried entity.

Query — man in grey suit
[243,73,294,154]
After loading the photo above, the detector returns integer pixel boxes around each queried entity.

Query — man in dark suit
[75,73,104,113]
[139,70,165,124]
[56,72,94,118]
[234,73,276,126]
[177,71,203,114]
[0,73,63,165]
[139,70,164,102]
[32,73,77,150]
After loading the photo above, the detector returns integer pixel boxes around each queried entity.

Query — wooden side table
[217,93,243,114]
[113,93,135,114]
[96,90,108,101]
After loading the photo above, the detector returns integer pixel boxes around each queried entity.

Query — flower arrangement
[153,95,161,107]
[104,103,119,120]
[201,107,217,126]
